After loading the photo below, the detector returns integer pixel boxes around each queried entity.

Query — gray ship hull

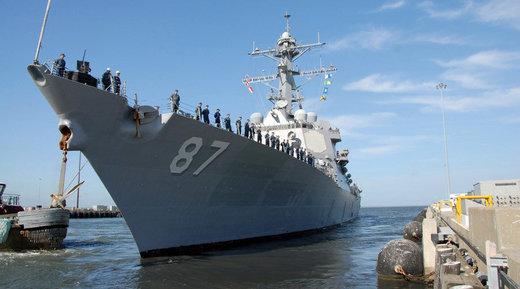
[28,65,360,257]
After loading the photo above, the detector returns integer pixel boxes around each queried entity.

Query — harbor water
[0,206,428,288]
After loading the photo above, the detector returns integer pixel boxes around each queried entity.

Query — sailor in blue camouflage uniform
[270,132,276,148]
[113,71,121,95]
[244,119,250,138]
[249,123,255,140]
[224,114,232,132]
[55,53,66,77]
[235,117,242,135]
[170,89,180,113]
[202,105,210,124]
[214,109,222,128]
[102,68,112,91]
[257,128,262,142]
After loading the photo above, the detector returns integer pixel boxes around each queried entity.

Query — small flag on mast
[321,73,333,101]
[245,79,254,93]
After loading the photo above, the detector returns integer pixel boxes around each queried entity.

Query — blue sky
[1,0,519,208]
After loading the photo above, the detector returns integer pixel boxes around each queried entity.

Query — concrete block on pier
[423,218,437,274]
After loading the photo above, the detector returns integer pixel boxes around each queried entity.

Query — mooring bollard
[434,246,454,289]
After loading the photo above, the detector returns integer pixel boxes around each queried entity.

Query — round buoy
[376,239,424,278]
[403,221,423,241]
[413,208,427,222]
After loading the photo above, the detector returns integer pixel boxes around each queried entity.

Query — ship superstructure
[28,14,361,257]
[245,14,353,191]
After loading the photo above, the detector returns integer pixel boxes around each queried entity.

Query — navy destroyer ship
[28,14,361,257]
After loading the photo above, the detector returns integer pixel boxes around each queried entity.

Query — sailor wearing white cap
[102,67,113,91]
[113,70,121,95]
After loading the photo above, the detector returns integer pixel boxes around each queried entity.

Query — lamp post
[38,177,42,205]
[436,82,451,198]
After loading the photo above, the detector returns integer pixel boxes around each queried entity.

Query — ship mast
[245,14,337,115]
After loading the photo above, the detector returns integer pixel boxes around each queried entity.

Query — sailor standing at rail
[102,68,112,91]
[170,90,180,113]
[195,102,202,121]
[244,119,250,138]
[275,136,280,150]
[270,132,276,148]
[235,117,242,135]
[202,105,210,124]
[113,71,121,95]
[224,114,232,132]
[257,128,262,142]
[249,123,255,140]
[264,131,270,146]
[54,53,66,77]
[214,109,222,128]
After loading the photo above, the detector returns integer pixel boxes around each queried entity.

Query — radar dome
[294,109,307,122]
[307,112,317,122]
[250,112,263,124]
[281,32,290,38]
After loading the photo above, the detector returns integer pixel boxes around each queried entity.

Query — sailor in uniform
[170,90,180,113]
[224,114,232,132]
[113,71,121,95]
[202,105,210,124]
[275,136,280,150]
[54,53,66,77]
[195,103,202,121]
[257,128,262,142]
[249,123,255,140]
[214,109,222,128]
[102,68,112,91]
[244,119,250,138]
[235,117,242,135]
[264,131,270,146]
[270,132,276,148]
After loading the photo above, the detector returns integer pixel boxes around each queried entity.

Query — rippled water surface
[1,207,429,288]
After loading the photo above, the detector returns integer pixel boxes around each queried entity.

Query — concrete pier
[424,204,520,289]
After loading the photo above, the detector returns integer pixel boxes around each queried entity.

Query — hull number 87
[169,137,230,176]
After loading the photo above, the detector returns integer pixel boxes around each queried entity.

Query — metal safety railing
[455,195,493,222]
[438,200,453,211]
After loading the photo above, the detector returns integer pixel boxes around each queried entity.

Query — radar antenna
[284,12,291,33]
[243,14,337,114]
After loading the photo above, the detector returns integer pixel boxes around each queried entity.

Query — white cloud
[377,0,406,12]
[435,50,520,89]
[388,86,520,112]
[436,50,520,69]
[328,28,397,50]
[475,0,520,30]
[418,0,473,19]
[326,112,397,137]
[343,74,435,93]
[419,0,520,30]
[413,34,466,45]
[440,70,490,90]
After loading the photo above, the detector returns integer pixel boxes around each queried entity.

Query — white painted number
[169,137,230,175]
[169,137,203,174]
[193,140,230,175]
